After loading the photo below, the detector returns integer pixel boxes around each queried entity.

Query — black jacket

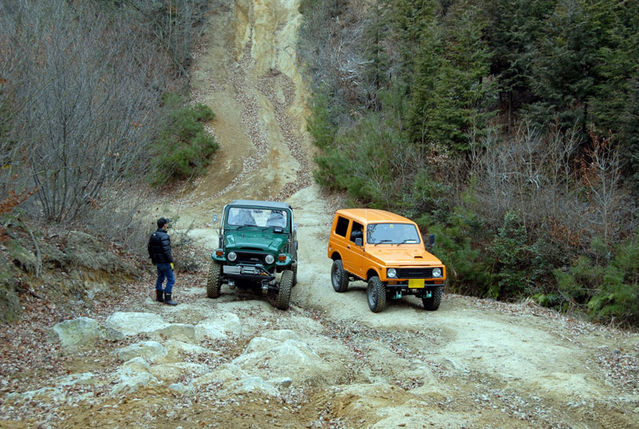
[148,228,173,264]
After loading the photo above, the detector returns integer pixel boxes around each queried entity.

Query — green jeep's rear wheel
[331,259,349,292]
[207,261,222,298]
[422,286,443,311]
[367,276,386,313]
[275,270,293,310]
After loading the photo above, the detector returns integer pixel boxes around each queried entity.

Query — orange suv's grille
[396,268,434,278]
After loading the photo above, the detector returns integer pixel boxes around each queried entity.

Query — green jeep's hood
[224,228,288,253]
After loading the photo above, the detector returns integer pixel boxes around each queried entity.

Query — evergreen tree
[408,2,494,152]
[527,0,600,137]
[482,0,557,126]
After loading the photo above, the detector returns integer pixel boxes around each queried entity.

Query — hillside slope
[1,1,638,428]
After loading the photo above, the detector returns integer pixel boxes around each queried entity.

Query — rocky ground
[2,1,639,428]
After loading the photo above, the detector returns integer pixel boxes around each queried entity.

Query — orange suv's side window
[350,221,364,243]
[335,216,349,237]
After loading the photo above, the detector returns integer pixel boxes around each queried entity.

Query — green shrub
[551,230,639,326]
[425,207,494,297]
[150,95,218,186]
[489,211,533,299]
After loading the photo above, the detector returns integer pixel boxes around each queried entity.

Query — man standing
[147,218,177,305]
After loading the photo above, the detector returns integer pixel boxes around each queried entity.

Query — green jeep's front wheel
[207,261,222,298]
[367,276,386,313]
[275,270,293,310]
[422,286,443,311]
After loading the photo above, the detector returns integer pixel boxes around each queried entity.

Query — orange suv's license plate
[409,279,425,288]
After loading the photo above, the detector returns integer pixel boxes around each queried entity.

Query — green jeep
[207,200,298,310]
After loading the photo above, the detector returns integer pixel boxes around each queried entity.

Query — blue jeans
[155,263,175,294]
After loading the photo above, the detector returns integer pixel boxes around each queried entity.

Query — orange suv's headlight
[432,267,442,278]
[387,268,397,278]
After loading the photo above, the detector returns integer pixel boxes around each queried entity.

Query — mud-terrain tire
[422,286,443,311]
[331,260,349,292]
[275,270,293,310]
[207,261,222,298]
[367,276,386,313]
[292,263,298,287]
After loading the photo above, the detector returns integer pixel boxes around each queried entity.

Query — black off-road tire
[331,259,349,292]
[422,286,443,311]
[207,261,222,298]
[367,276,386,313]
[275,270,293,310]
[292,263,298,287]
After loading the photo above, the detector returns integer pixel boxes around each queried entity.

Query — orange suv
[327,209,446,312]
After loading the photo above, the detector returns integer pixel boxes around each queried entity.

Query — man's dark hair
[157,217,169,228]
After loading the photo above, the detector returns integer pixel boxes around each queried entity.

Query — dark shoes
[164,293,177,306]
[156,290,164,302]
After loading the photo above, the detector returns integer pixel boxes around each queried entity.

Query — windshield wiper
[401,239,419,244]
[372,239,394,245]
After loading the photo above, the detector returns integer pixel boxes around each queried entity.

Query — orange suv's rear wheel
[331,259,349,292]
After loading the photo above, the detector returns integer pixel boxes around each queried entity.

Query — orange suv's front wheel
[367,276,386,312]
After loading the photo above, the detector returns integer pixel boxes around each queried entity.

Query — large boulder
[232,336,331,383]
[106,312,169,336]
[194,312,242,341]
[150,323,196,342]
[52,317,122,349]
[111,357,158,395]
[116,341,168,363]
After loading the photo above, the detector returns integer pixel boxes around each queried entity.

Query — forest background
[0,0,638,327]
[299,0,639,326]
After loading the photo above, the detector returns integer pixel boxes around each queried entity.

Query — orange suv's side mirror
[355,237,363,246]
[427,234,435,250]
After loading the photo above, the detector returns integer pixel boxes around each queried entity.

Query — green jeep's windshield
[367,223,420,244]
[227,207,288,229]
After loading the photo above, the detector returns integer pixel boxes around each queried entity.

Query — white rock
[151,323,196,342]
[56,372,96,386]
[52,317,101,348]
[195,312,242,341]
[112,357,157,395]
[269,377,293,388]
[262,329,300,341]
[106,312,169,336]
[164,340,217,357]
[116,341,167,363]
[169,383,195,395]
[232,338,330,382]
[122,356,151,372]
[192,363,248,388]
[244,336,279,353]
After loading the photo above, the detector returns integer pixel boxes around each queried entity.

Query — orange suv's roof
[336,209,414,224]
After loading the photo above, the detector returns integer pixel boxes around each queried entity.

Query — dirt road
[2,1,638,428]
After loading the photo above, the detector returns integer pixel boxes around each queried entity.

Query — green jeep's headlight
[227,251,237,262]
[387,268,397,278]
[432,267,442,278]
[264,254,275,264]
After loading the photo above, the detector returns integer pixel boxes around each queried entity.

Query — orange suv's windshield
[366,223,421,245]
